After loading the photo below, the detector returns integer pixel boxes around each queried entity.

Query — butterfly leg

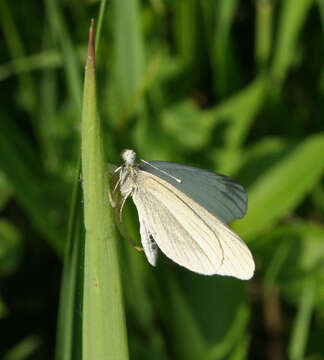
[119,189,133,223]
[112,204,143,251]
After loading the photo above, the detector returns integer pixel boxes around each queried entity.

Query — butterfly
[109,149,254,280]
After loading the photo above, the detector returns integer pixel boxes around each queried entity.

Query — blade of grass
[263,240,292,294]
[95,0,108,55]
[39,27,60,174]
[56,6,115,358]
[234,133,324,240]
[288,278,315,360]
[221,75,268,150]
[318,0,324,31]
[46,0,82,110]
[158,275,207,360]
[229,336,250,360]
[0,172,12,211]
[212,0,240,96]
[0,119,64,254]
[81,21,129,360]
[0,47,86,82]
[271,0,314,95]
[0,297,8,319]
[173,1,201,72]
[0,0,36,111]
[113,0,145,126]
[234,136,290,189]
[204,304,250,360]
[255,0,273,71]
[117,51,162,128]
[55,162,84,360]
[207,75,268,173]
[0,219,22,276]
[2,336,41,360]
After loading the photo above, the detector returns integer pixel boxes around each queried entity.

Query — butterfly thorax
[119,149,140,198]
[119,166,138,194]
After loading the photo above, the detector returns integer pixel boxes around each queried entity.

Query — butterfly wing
[139,161,247,225]
[139,217,158,266]
[133,171,254,279]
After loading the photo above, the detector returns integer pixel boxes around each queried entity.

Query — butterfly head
[122,149,137,167]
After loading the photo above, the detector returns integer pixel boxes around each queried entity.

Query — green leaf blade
[235,133,324,239]
[81,22,129,360]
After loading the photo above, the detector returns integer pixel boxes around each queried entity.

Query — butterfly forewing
[133,170,254,279]
[139,161,247,224]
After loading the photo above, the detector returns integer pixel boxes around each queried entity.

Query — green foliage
[0,219,22,276]
[0,0,323,359]
[2,336,41,360]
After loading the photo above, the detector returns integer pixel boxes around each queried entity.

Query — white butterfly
[109,149,255,280]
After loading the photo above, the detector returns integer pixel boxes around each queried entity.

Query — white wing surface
[139,217,158,266]
[133,171,254,279]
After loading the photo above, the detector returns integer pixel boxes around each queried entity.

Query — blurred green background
[1,0,324,359]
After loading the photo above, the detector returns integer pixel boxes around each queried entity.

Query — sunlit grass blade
[208,75,268,173]
[220,75,268,150]
[113,0,144,124]
[235,133,324,240]
[0,47,87,82]
[229,335,250,360]
[95,0,108,55]
[81,21,129,360]
[2,336,41,360]
[255,0,273,70]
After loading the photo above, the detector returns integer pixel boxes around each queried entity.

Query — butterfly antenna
[140,159,183,184]
[113,165,122,174]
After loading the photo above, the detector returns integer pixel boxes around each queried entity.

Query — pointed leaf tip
[87,19,95,69]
